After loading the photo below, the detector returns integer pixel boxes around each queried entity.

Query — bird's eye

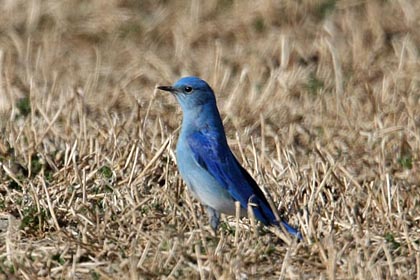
[184,86,193,93]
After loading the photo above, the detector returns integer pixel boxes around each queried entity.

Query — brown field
[0,0,419,279]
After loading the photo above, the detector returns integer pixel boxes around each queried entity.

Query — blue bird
[158,76,301,239]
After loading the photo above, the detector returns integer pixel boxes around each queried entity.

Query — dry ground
[0,0,419,279]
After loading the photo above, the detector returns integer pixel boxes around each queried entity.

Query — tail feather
[280,220,302,240]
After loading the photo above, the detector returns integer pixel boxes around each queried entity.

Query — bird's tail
[280,220,302,240]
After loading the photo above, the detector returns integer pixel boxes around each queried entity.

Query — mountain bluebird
[158,76,301,239]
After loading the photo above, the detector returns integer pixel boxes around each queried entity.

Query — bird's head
[157,76,216,111]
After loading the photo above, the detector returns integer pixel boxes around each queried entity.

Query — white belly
[176,146,244,216]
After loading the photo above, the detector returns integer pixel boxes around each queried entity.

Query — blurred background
[1,0,419,161]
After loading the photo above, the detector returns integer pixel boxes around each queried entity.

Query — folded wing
[187,130,276,225]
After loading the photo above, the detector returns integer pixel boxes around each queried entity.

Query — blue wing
[187,130,301,238]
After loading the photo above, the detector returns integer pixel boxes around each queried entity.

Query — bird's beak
[157,85,176,93]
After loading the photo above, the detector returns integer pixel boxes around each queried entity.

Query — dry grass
[0,0,419,279]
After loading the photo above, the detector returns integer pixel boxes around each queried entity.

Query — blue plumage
[158,76,301,239]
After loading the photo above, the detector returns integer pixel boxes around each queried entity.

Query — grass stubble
[0,0,419,279]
